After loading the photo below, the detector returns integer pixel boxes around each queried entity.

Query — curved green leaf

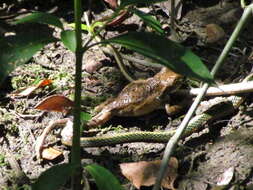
[103,32,213,83]
[14,12,63,29]
[132,9,164,35]
[85,164,124,190]
[120,0,166,8]
[32,163,78,190]
[0,32,57,84]
[61,30,76,52]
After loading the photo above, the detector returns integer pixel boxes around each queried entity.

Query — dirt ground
[1,0,253,189]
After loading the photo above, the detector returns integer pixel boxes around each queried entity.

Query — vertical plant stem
[153,4,253,190]
[71,0,83,189]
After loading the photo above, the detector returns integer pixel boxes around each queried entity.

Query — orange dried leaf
[34,95,74,113]
[37,79,53,87]
[120,158,178,189]
[41,147,62,160]
[11,79,52,97]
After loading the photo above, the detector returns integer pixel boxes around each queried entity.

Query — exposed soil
[1,0,253,189]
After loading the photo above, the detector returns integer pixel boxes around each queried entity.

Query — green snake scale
[61,95,244,147]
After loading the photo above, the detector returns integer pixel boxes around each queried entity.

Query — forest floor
[1,0,253,189]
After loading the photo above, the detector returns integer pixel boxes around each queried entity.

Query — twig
[177,80,253,96]
[35,118,70,160]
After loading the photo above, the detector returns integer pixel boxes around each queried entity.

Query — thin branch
[177,80,253,96]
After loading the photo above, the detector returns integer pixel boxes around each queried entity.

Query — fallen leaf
[106,10,129,27]
[37,79,52,87]
[34,95,74,113]
[11,79,52,97]
[205,24,225,43]
[83,60,103,73]
[41,147,63,160]
[120,158,178,189]
[210,167,235,190]
[104,0,118,9]
[217,167,234,186]
[13,86,38,97]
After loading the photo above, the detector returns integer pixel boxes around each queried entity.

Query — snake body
[61,95,243,147]
[35,74,253,160]
[36,74,253,163]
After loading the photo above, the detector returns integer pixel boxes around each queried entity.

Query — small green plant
[0,154,7,167]
[32,163,124,190]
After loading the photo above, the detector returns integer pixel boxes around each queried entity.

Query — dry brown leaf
[83,60,103,73]
[104,0,118,9]
[12,79,52,97]
[41,147,62,160]
[120,158,178,189]
[34,95,74,113]
[106,10,129,27]
[205,24,225,43]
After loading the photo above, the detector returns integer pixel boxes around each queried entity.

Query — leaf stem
[84,12,135,82]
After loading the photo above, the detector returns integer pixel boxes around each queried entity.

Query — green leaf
[120,0,166,8]
[103,32,213,83]
[0,32,57,84]
[14,12,63,29]
[61,30,76,52]
[80,112,92,123]
[69,23,90,32]
[81,24,89,31]
[80,112,92,132]
[85,164,124,190]
[132,9,164,35]
[32,163,78,190]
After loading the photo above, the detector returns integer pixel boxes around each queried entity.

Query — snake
[60,95,243,147]
[35,75,252,159]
